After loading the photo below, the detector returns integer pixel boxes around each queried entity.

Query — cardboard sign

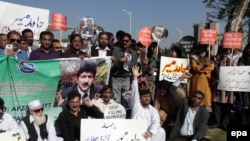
[223,32,243,49]
[179,36,197,53]
[200,29,217,45]
[159,56,188,82]
[0,1,49,40]
[51,13,67,31]
[217,66,250,92]
[151,25,168,42]
[0,129,25,141]
[81,119,147,141]
[138,27,152,47]
[104,103,126,119]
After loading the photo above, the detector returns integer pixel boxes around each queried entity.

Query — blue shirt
[29,48,60,60]
[0,49,28,61]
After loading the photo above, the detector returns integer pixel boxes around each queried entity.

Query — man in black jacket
[57,91,104,141]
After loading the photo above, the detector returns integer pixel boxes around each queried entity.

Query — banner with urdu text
[217,66,250,92]
[0,1,49,39]
[0,56,111,123]
[159,56,188,82]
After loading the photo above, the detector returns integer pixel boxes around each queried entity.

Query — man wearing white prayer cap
[20,100,63,141]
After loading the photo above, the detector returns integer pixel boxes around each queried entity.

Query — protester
[234,43,250,126]
[209,50,233,131]
[61,34,89,59]
[144,42,161,102]
[56,91,104,141]
[20,36,32,57]
[190,45,215,112]
[0,33,7,50]
[52,39,63,54]
[20,100,63,141]
[106,32,115,50]
[29,31,60,60]
[167,72,209,141]
[92,85,124,114]
[0,97,19,133]
[128,65,165,141]
[22,28,40,51]
[154,80,186,138]
[58,60,102,106]
[0,30,29,60]
[170,46,183,58]
[91,32,112,57]
[111,33,138,103]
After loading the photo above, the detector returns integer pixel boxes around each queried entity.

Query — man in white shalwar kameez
[128,66,166,141]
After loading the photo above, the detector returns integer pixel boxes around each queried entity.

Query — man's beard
[33,114,46,126]
[99,42,106,49]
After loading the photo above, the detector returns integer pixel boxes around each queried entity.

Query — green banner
[0,56,111,123]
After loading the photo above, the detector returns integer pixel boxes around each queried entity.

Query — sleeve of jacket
[82,105,104,118]
[168,83,183,108]
[57,113,76,141]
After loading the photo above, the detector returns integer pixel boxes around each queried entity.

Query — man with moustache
[57,91,103,141]
[0,97,19,133]
[167,73,209,141]
[20,100,63,141]
[91,32,112,57]
[58,60,102,106]
[29,31,60,60]
[0,30,29,61]
[92,85,123,113]
[111,33,138,103]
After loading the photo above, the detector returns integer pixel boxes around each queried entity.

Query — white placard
[217,66,250,92]
[104,103,126,119]
[0,129,25,141]
[159,56,188,82]
[81,119,147,141]
[0,1,49,39]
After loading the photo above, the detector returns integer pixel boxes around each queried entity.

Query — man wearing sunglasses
[20,100,63,141]
[0,97,19,133]
[0,30,29,61]
[111,33,138,104]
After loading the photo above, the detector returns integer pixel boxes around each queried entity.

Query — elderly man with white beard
[20,100,63,141]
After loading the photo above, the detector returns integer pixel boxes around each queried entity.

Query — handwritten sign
[223,32,243,49]
[51,13,67,31]
[217,66,250,92]
[104,103,126,119]
[0,1,49,40]
[0,129,25,141]
[138,27,152,47]
[200,29,217,45]
[159,56,188,82]
[81,119,147,141]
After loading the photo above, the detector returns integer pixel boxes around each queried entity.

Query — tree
[203,0,250,49]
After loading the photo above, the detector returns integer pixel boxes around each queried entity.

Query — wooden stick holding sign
[179,35,197,97]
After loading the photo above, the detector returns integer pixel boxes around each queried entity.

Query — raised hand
[132,65,141,79]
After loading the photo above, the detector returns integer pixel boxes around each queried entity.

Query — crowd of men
[0,19,250,141]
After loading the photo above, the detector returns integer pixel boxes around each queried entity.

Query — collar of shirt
[95,46,110,51]
[77,86,90,97]
[29,115,35,124]
[101,99,114,105]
